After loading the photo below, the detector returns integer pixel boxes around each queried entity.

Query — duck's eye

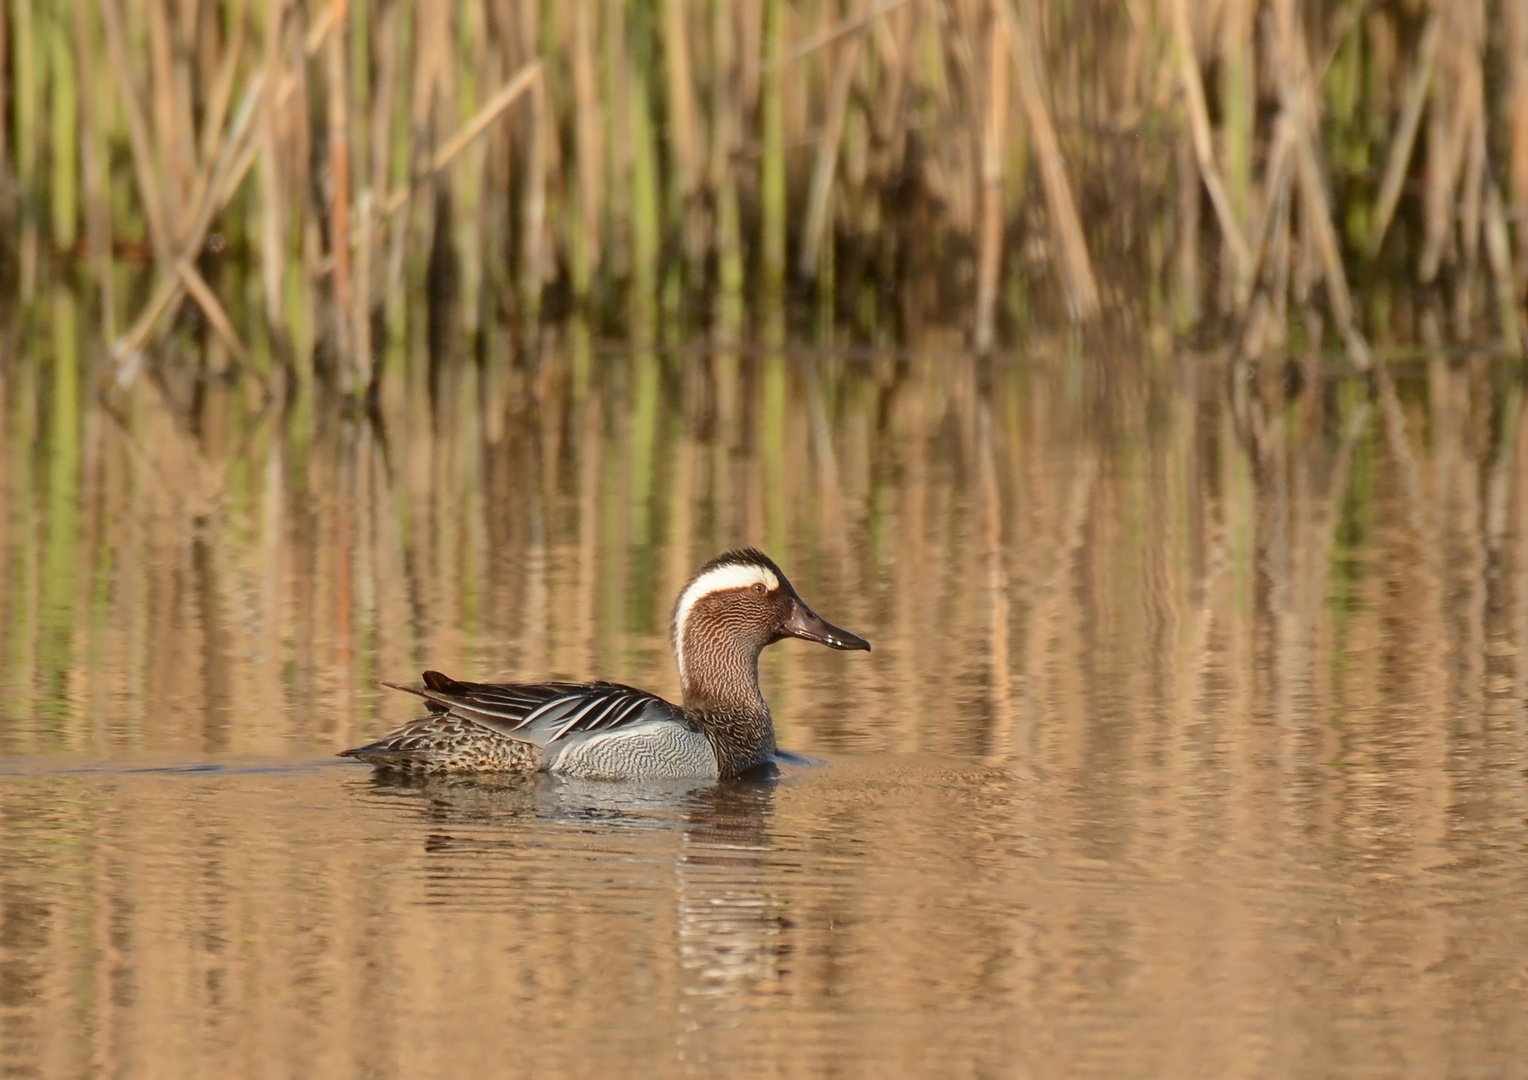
[752,582,768,596]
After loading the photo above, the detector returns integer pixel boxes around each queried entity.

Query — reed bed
[1,0,1526,389]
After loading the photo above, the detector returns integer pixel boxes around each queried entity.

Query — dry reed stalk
[145,1,184,219]
[11,0,36,299]
[867,0,916,165]
[1420,10,1479,285]
[760,0,786,289]
[1458,66,1487,279]
[256,0,288,338]
[1171,0,1252,300]
[452,1,489,336]
[775,0,914,66]
[354,188,373,386]
[1252,118,1296,352]
[186,0,248,226]
[347,0,371,219]
[175,258,251,365]
[1003,0,1099,321]
[798,0,867,280]
[572,0,601,293]
[370,0,403,357]
[521,68,550,318]
[1221,0,1255,223]
[1456,99,1487,337]
[1268,0,1370,368]
[599,0,631,279]
[710,0,744,337]
[1509,2,1528,288]
[1174,126,1200,326]
[377,7,409,375]
[99,0,173,261]
[938,0,979,236]
[1244,116,1294,286]
[1484,179,1525,357]
[661,0,703,259]
[0,0,9,239]
[737,0,762,122]
[170,10,201,226]
[111,70,268,370]
[372,61,541,222]
[974,0,1007,352]
[1369,14,1438,259]
[627,58,660,330]
[175,28,202,215]
[71,0,113,334]
[322,0,354,368]
[369,0,396,202]
[405,0,448,268]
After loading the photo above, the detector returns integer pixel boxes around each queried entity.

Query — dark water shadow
[344,764,784,835]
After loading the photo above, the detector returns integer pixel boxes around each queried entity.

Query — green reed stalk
[709,0,743,338]
[762,353,788,554]
[629,62,661,337]
[714,174,744,339]
[571,0,599,300]
[601,0,630,283]
[800,22,862,282]
[48,11,78,252]
[760,0,786,290]
[453,6,483,336]
[71,0,112,332]
[12,0,38,297]
[322,24,354,369]
[350,0,370,187]
[0,1,9,236]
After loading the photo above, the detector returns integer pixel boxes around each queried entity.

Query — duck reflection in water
[349,767,793,1006]
[675,778,789,998]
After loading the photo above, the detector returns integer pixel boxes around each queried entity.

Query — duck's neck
[678,636,776,779]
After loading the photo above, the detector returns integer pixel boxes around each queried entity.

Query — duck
[340,548,871,779]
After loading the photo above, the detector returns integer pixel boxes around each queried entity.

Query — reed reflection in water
[1,328,1528,1077]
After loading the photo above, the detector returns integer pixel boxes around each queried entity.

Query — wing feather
[548,692,619,741]
[601,695,651,730]
[383,671,682,748]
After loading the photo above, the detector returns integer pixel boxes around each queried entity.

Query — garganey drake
[341,548,871,779]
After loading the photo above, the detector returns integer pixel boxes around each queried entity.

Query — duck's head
[671,548,870,706]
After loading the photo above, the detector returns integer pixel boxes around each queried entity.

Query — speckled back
[544,720,719,780]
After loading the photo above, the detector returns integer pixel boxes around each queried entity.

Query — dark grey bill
[781,599,872,651]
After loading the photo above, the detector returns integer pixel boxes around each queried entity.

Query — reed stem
[760,0,786,290]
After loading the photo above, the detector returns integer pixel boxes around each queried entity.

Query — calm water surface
[2,334,1527,1077]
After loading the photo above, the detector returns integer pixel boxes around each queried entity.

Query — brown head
[670,548,871,715]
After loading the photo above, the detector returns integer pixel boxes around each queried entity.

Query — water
[3,340,1527,1078]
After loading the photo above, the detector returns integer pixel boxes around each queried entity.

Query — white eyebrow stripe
[672,563,779,684]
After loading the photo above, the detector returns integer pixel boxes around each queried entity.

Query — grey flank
[542,720,720,780]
